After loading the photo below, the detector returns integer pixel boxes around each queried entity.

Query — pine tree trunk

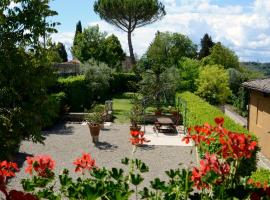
[128,31,136,66]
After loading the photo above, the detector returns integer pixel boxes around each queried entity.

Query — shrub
[41,92,66,128]
[250,169,270,185]
[195,65,232,105]
[57,76,91,112]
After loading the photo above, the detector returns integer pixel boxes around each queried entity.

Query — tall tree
[198,33,214,59]
[202,42,239,69]
[72,25,107,62]
[0,0,58,159]
[94,0,166,66]
[73,21,82,46]
[102,34,125,70]
[57,42,68,62]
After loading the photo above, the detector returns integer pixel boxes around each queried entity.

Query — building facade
[243,78,270,158]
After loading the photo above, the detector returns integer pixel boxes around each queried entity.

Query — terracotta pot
[88,124,100,143]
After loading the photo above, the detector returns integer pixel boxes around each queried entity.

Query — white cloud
[52,0,270,62]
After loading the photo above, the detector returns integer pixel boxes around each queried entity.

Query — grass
[113,93,134,123]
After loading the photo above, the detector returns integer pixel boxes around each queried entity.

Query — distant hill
[241,62,270,76]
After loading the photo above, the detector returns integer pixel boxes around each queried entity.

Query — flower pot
[88,124,100,143]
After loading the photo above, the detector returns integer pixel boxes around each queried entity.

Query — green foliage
[94,0,166,65]
[84,59,112,102]
[176,92,248,133]
[41,92,66,128]
[0,0,58,159]
[56,42,68,62]
[178,57,200,92]
[102,34,125,70]
[145,31,197,69]
[85,105,105,125]
[250,169,270,185]
[72,25,107,62]
[202,42,239,69]
[198,33,214,59]
[110,73,141,94]
[241,61,270,76]
[57,76,90,112]
[72,26,125,69]
[196,65,232,105]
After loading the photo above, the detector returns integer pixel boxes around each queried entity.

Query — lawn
[113,92,134,123]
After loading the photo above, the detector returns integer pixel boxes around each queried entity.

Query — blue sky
[50,0,270,62]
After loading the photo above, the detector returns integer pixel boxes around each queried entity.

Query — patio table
[154,117,176,133]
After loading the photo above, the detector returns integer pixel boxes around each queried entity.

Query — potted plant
[85,105,105,143]
[129,96,143,131]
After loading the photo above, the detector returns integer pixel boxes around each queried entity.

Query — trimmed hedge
[109,72,141,94]
[176,91,249,134]
[176,91,257,176]
[56,73,140,112]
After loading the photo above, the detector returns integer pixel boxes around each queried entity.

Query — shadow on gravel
[94,141,118,151]
[13,152,33,169]
[42,122,75,136]
[138,145,155,151]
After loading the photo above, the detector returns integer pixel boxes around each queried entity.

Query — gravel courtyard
[8,122,197,191]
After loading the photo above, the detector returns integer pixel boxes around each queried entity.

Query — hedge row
[176,91,249,134]
[56,73,139,112]
[176,91,257,176]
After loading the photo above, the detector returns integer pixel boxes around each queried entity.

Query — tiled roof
[242,78,270,94]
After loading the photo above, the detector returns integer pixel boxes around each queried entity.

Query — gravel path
[7,122,197,193]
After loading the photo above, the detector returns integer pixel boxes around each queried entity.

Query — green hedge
[176,91,257,176]
[42,92,66,128]
[176,91,249,133]
[56,73,140,112]
[57,76,91,112]
[109,73,140,94]
[250,169,270,185]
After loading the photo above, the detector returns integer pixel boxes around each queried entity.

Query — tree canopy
[0,0,58,159]
[196,65,232,105]
[202,42,239,69]
[56,42,68,62]
[198,33,214,59]
[94,0,166,65]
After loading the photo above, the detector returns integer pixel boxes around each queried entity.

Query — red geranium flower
[25,155,55,178]
[129,131,150,145]
[0,161,19,178]
[215,117,224,127]
[73,153,96,174]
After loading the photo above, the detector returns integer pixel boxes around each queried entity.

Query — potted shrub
[129,96,143,131]
[85,105,105,143]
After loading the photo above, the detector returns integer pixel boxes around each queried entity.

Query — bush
[57,76,91,112]
[41,92,66,128]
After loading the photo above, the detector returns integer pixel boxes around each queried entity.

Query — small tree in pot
[129,96,143,131]
[85,105,105,143]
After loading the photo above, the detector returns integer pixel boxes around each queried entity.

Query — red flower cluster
[0,161,19,178]
[182,117,257,160]
[129,130,150,145]
[73,153,96,174]
[25,155,55,178]
[191,153,230,190]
